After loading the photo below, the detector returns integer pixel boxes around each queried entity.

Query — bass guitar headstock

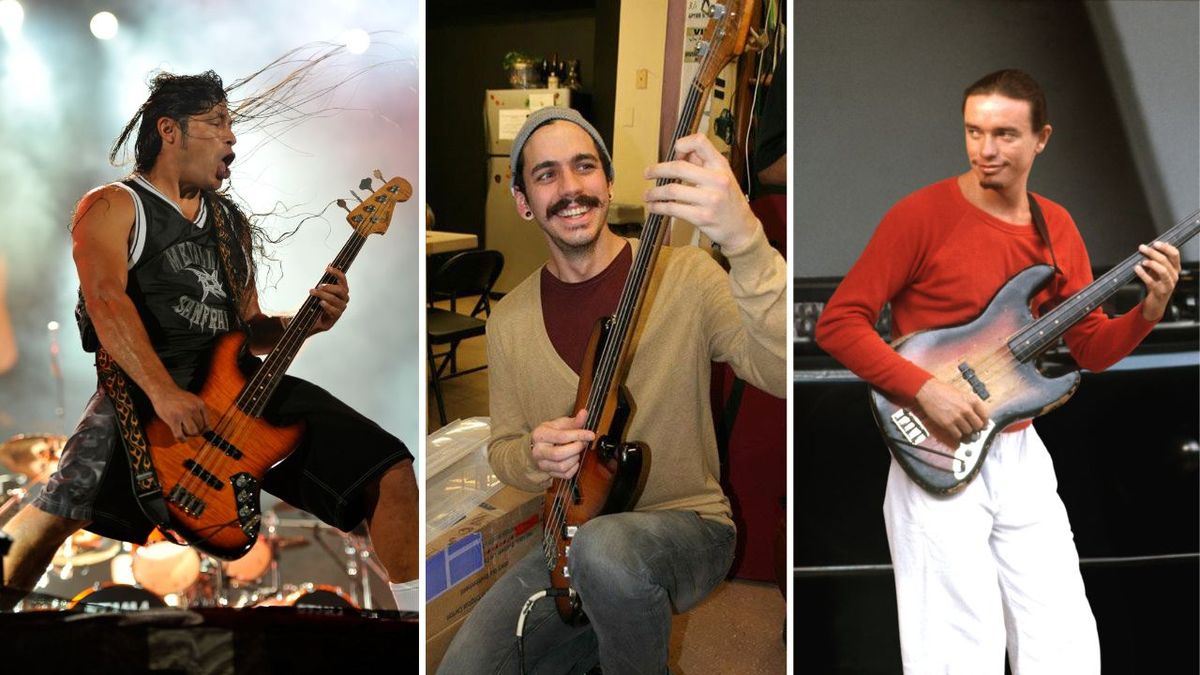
[692,0,760,88]
[338,170,413,236]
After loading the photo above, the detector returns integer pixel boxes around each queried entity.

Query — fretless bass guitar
[541,0,760,625]
[871,209,1200,494]
[144,173,411,559]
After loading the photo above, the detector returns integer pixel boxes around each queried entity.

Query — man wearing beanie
[438,107,787,673]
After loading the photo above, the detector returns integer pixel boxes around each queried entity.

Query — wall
[793,0,1199,277]
[1087,1,1200,233]
[610,0,670,207]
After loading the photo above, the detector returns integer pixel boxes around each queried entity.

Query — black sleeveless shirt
[76,176,247,389]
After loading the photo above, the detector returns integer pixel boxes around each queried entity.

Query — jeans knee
[569,517,648,597]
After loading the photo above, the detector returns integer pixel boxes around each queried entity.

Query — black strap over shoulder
[1027,193,1061,274]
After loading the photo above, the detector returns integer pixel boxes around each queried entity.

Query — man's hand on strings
[531,409,595,480]
[642,133,760,253]
[150,385,211,442]
[914,378,989,444]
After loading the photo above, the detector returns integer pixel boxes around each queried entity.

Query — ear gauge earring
[523,210,534,220]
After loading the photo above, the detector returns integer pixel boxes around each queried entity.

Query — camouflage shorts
[33,389,141,533]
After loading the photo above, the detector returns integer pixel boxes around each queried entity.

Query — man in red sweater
[815,69,1180,673]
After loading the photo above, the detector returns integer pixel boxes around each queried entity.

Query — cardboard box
[425,485,543,671]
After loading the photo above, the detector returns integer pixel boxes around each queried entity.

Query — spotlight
[90,11,118,40]
[0,0,23,38]
[341,28,369,55]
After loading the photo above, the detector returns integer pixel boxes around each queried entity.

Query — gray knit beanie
[509,107,614,191]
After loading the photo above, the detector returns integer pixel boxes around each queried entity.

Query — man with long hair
[0,69,418,611]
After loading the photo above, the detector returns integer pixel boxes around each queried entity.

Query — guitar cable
[515,587,572,675]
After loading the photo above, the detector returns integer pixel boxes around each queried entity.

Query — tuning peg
[746,26,770,53]
[336,199,351,213]
[372,169,384,182]
[358,177,374,192]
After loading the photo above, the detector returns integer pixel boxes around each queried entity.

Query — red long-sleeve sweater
[815,177,1156,403]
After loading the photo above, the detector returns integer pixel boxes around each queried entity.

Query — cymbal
[51,531,121,568]
[0,434,65,482]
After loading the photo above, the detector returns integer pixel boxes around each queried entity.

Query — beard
[540,220,602,258]
[540,193,605,258]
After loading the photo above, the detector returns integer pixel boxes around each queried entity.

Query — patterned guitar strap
[94,191,247,544]
[95,347,177,539]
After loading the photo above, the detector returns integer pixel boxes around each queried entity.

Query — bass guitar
[541,0,760,624]
[144,173,411,559]
[871,209,1199,494]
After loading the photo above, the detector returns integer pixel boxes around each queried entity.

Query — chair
[427,249,504,427]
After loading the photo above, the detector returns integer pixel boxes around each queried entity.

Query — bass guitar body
[869,265,1079,494]
[144,331,305,559]
[543,318,645,625]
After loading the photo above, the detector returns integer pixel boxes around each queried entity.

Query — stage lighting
[0,0,23,39]
[90,11,118,40]
[5,39,48,102]
[341,28,370,55]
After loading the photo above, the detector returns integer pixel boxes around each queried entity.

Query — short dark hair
[110,70,228,172]
[962,69,1048,132]
[511,119,613,194]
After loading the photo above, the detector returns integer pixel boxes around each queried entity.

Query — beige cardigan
[485,226,787,529]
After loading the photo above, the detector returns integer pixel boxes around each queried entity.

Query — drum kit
[0,432,388,614]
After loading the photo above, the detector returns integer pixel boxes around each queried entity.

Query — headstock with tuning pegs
[336,170,413,237]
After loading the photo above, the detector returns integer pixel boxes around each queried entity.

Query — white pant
[883,425,1101,675]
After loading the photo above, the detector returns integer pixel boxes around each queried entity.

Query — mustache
[546,194,602,220]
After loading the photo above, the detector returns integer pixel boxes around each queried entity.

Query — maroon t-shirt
[540,243,632,375]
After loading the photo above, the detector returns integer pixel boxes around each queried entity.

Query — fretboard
[238,230,370,417]
[579,79,716,433]
[1008,209,1200,362]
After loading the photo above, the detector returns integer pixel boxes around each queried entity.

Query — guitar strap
[94,348,179,542]
[206,192,249,331]
[1027,193,1061,274]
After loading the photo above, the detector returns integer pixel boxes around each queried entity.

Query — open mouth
[217,152,235,180]
[548,194,602,221]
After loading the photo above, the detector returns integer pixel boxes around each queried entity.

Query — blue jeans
[437,510,736,675]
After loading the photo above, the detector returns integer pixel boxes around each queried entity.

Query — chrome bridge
[231,472,262,539]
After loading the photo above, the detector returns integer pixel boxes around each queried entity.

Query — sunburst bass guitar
[145,173,411,559]
[540,0,763,624]
[871,209,1199,494]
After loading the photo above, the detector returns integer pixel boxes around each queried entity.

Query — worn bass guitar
[541,0,760,624]
[144,174,410,559]
[871,209,1200,494]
